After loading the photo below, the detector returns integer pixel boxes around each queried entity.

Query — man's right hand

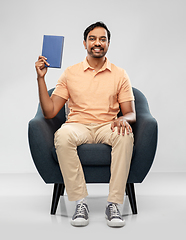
[35,56,50,78]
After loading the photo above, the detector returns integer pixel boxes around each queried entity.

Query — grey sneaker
[71,202,89,227]
[105,203,125,227]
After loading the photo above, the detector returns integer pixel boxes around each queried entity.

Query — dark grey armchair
[28,87,158,215]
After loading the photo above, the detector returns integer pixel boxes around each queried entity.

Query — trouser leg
[54,123,93,201]
[94,123,134,204]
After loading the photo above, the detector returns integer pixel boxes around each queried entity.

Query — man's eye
[89,38,95,41]
[101,39,106,42]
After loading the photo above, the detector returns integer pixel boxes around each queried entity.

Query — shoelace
[74,202,88,217]
[109,204,121,218]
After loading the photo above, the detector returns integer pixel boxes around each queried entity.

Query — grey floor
[0,172,186,240]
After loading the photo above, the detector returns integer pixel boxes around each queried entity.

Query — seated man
[35,21,136,228]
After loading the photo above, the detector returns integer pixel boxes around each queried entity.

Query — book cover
[42,35,64,68]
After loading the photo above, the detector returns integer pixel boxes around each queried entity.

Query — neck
[86,56,106,72]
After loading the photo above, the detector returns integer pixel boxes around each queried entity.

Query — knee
[54,125,75,148]
[112,130,134,146]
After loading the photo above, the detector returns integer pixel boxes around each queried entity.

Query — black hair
[83,21,111,42]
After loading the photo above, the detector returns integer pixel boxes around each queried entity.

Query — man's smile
[91,47,104,52]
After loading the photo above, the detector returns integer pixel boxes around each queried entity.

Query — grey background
[0,0,185,173]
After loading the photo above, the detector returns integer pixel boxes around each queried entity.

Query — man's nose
[95,38,101,46]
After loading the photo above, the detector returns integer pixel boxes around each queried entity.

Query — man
[35,22,136,228]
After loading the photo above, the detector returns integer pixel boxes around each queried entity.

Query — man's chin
[91,52,106,58]
[92,55,104,58]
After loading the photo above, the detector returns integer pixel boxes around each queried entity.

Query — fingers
[111,122,115,132]
[120,120,127,135]
[128,124,133,133]
[117,121,122,135]
[124,121,131,135]
[35,56,50,78]
[36,56,50,68]
[111,119,132,136]
[124,121,133,135]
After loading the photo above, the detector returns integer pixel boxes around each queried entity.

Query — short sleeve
[118,70,134,103]
[52,70,69,100]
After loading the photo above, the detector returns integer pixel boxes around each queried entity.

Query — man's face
[83,27,110,58]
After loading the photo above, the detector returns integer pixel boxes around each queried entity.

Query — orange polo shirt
[52,58,134,124]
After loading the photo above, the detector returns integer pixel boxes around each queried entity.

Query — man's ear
[83,40,87,49]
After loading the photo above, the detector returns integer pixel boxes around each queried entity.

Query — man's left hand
[111,117,132,135]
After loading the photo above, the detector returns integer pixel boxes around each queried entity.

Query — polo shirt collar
[83,57,111,72]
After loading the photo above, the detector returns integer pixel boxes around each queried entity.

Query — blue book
[42,35,64,68]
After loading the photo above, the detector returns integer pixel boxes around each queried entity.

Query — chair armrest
[128,113,158,183]
[28,106,66,183]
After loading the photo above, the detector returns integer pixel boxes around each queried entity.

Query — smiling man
[84,28,109,59]
[35,22,136,228]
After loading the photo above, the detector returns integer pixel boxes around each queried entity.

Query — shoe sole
[105,215,125,227]
[71,218,89,227]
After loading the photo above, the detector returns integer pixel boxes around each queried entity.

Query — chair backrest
[132,87,151,115]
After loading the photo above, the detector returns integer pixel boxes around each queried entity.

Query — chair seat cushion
[52,143,111,166]
[52,143,135,166]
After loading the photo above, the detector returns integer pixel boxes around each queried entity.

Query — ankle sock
[107,201,120,207]
[76,198,86,205]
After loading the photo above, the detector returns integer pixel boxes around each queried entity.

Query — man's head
[83,22,111,42]
[83,22,111,59]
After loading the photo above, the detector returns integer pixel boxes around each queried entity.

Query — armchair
[28,87,158,215]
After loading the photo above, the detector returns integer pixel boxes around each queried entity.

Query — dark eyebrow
[88,35,107,39]
[100,36,107,38]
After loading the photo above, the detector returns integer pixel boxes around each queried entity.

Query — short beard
[87,50,107,58]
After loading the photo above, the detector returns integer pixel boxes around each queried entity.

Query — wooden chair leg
[126,183,138,214]
[50,183,65,215]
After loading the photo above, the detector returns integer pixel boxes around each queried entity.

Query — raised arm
[35,56,67,119]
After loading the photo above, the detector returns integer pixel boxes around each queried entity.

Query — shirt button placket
[92,69,96,78]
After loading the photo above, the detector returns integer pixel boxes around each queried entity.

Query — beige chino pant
[54,122,134,204]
